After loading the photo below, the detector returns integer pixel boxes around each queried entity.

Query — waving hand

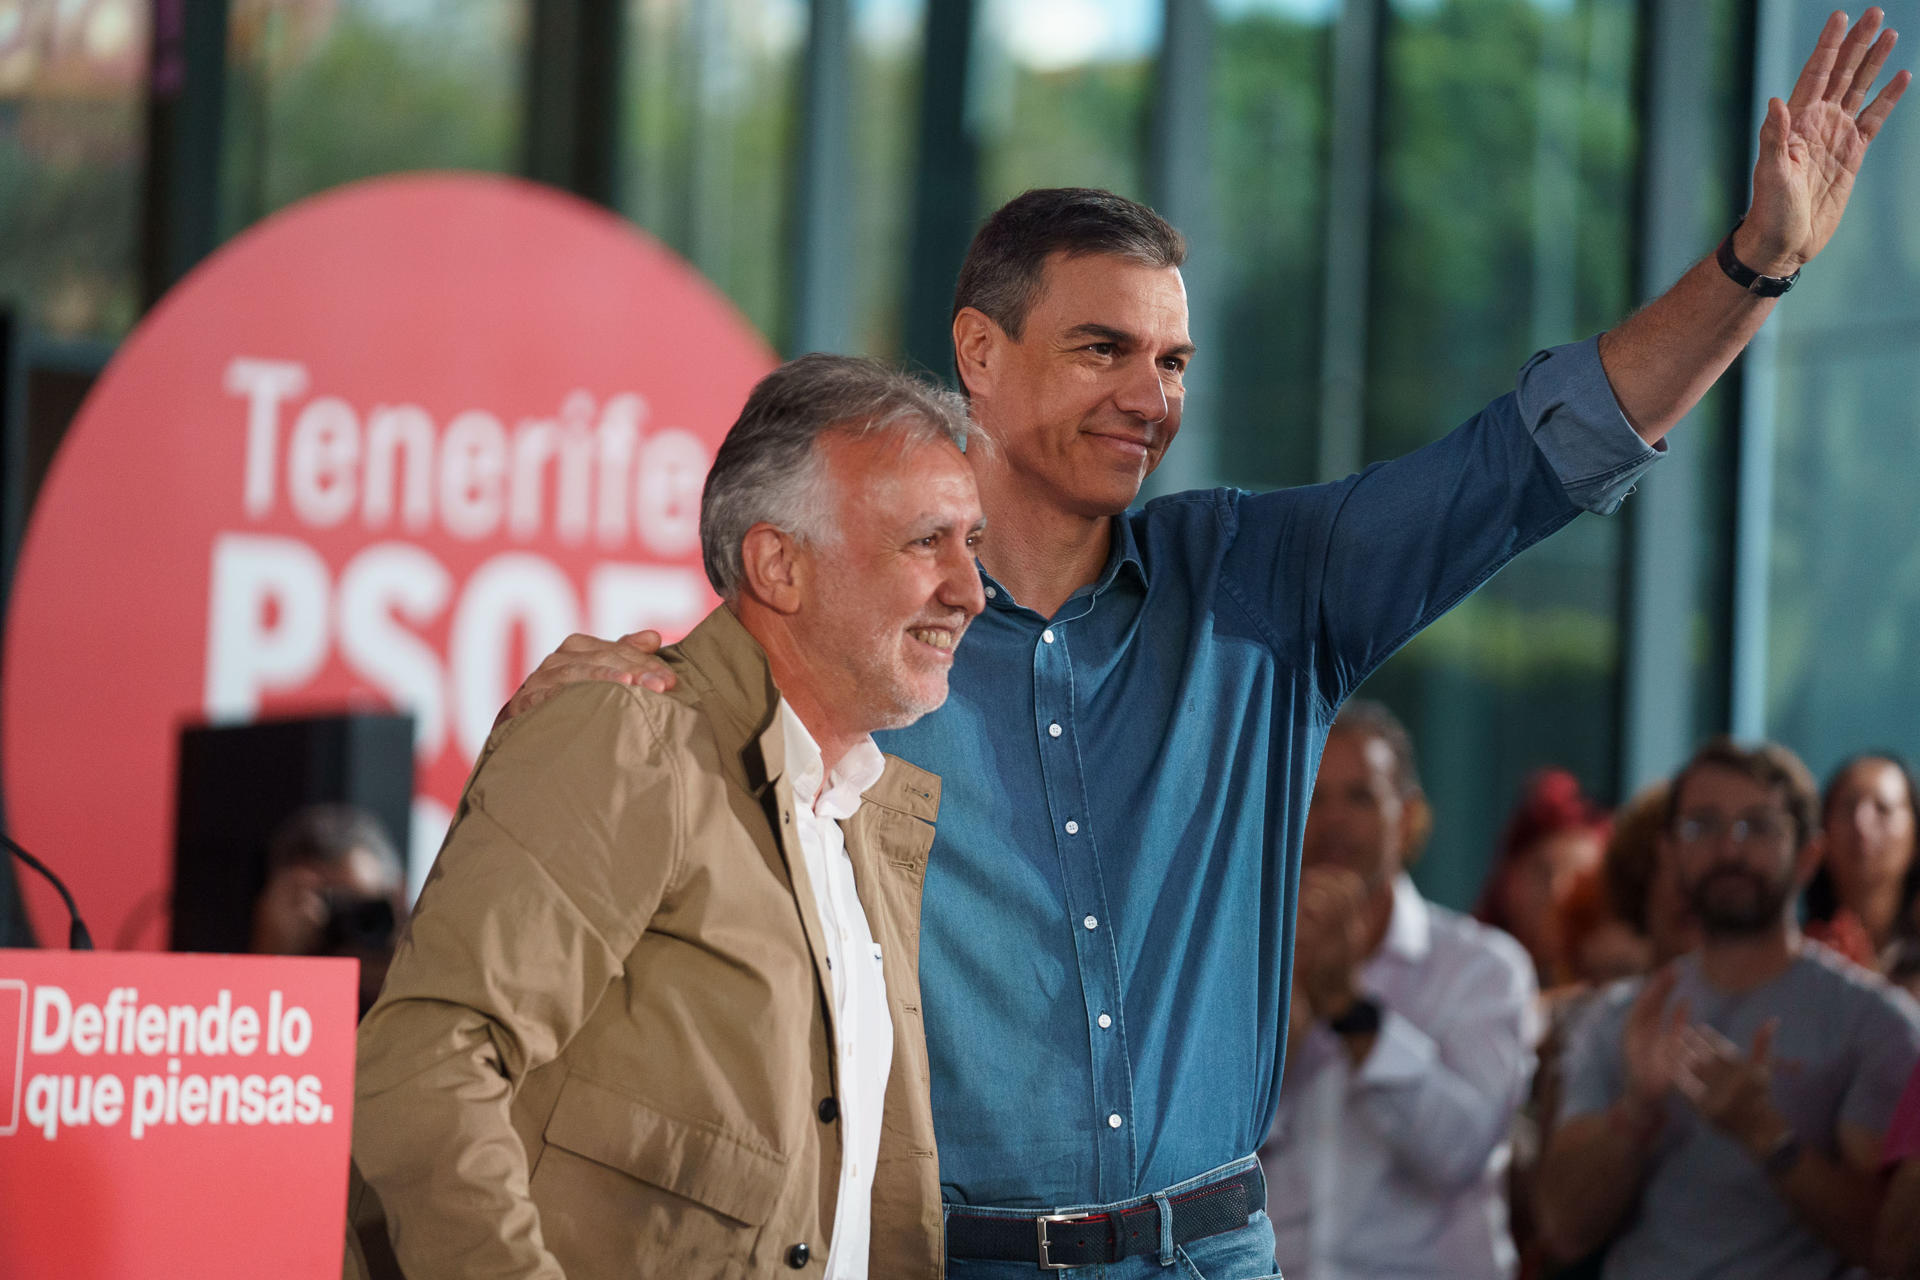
[1739,8,1911,276]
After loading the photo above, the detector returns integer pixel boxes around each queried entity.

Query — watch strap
[1715,219,1800,297]
[1760,1130,1804,1178]
[1328,996,1383,1038]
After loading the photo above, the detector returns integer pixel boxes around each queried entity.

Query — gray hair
[699,353,979,599]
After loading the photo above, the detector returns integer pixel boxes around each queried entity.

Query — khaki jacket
[351,606,944,1278]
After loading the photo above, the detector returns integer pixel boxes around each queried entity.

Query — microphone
[3,833,94,950]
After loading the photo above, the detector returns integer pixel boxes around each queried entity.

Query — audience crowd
[1263,710,1920,1280]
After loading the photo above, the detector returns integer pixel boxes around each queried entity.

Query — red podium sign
[0,950,358,1279]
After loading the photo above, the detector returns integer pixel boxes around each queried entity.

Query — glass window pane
[1651,0,1749,757]
[850,0,926,360]
[223,1,526,236]
[622,0,804,350]
[0,0,149,340]
[1208,0,1336,490]
[1761,0,1920,779]
[971,0,1160,210]
[1359,0,1642,910]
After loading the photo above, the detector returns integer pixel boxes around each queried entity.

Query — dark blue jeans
[944,1155,1283,1280]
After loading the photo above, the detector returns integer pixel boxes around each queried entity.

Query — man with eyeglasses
[1537,736,1920,1280]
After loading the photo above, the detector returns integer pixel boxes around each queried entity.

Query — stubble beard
[1688,866,1793,939]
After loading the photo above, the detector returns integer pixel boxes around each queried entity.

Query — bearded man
[1539,737,1920,1279]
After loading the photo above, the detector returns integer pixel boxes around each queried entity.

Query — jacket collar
[664,604,784,769]
[665,605,940,824]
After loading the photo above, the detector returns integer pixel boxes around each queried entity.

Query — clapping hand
[1293,864,1371,1021]
[1620,967,1690,1128]
[1674,1019,1792,1159]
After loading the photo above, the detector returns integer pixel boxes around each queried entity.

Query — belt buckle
[1036,1212,1094,1270]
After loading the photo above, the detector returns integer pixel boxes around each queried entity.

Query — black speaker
[171,712,414,953]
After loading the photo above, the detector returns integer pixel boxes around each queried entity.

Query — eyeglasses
[1673,811,1793,848]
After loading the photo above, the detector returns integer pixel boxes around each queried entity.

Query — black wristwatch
[1760,1130,1804,1179]
[1328,996,1383,1038]
[1715,218,1800,297]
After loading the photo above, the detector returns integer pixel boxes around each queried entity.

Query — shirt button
[787,1242,812,1268]
[1042,628,1056,643]
[1098,1013,1112,1028]
[1083,915,1098,930]
[1048,722,1062,738]
[1065,820,1080,835]
[986,585,998,599]
[1107,1113,1123,1129]
[818,1096,839,1123]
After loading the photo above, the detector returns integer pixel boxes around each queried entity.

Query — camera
[319,890,397,953]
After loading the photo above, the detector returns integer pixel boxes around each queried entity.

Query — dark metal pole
[140,0,231,309]
[902,0,980,381]
[789,0,856,355]
[1140,0,1218,498]
[523,0,624,208]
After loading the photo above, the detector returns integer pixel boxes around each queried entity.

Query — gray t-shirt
[1561,942,1920,1280]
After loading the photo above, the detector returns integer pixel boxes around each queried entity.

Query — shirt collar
[1103,510,1149,592]
[1380,873,1433,962]
[778,701,885,822]
[978,511,1149,613]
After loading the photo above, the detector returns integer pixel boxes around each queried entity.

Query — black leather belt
[945,1165,1261,1271]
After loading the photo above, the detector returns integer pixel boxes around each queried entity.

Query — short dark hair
[1330,700,1422,797]
[699,353,977,599]
[1664,736,1821,850]
[951,188,1187,339]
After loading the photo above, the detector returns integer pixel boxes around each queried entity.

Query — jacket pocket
[540,1073,789,1227]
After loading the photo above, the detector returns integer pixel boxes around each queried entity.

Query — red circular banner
[4,173,775,949]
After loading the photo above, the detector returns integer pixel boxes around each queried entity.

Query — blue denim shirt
[874,338,1658,1210]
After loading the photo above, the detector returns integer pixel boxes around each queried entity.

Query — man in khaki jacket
[349,354,987,1278]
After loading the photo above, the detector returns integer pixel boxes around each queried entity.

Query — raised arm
[1599,8,1908,443]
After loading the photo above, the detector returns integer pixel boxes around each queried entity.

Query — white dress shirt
[1261,874,1539,1280]
[779,702,894,1280]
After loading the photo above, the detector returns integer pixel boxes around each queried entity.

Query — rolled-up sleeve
[1516,337,1663,515]
[1222,335,1666,709]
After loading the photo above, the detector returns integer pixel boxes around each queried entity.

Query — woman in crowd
[1478,768,1613,982]
[1806,752,1920,971]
